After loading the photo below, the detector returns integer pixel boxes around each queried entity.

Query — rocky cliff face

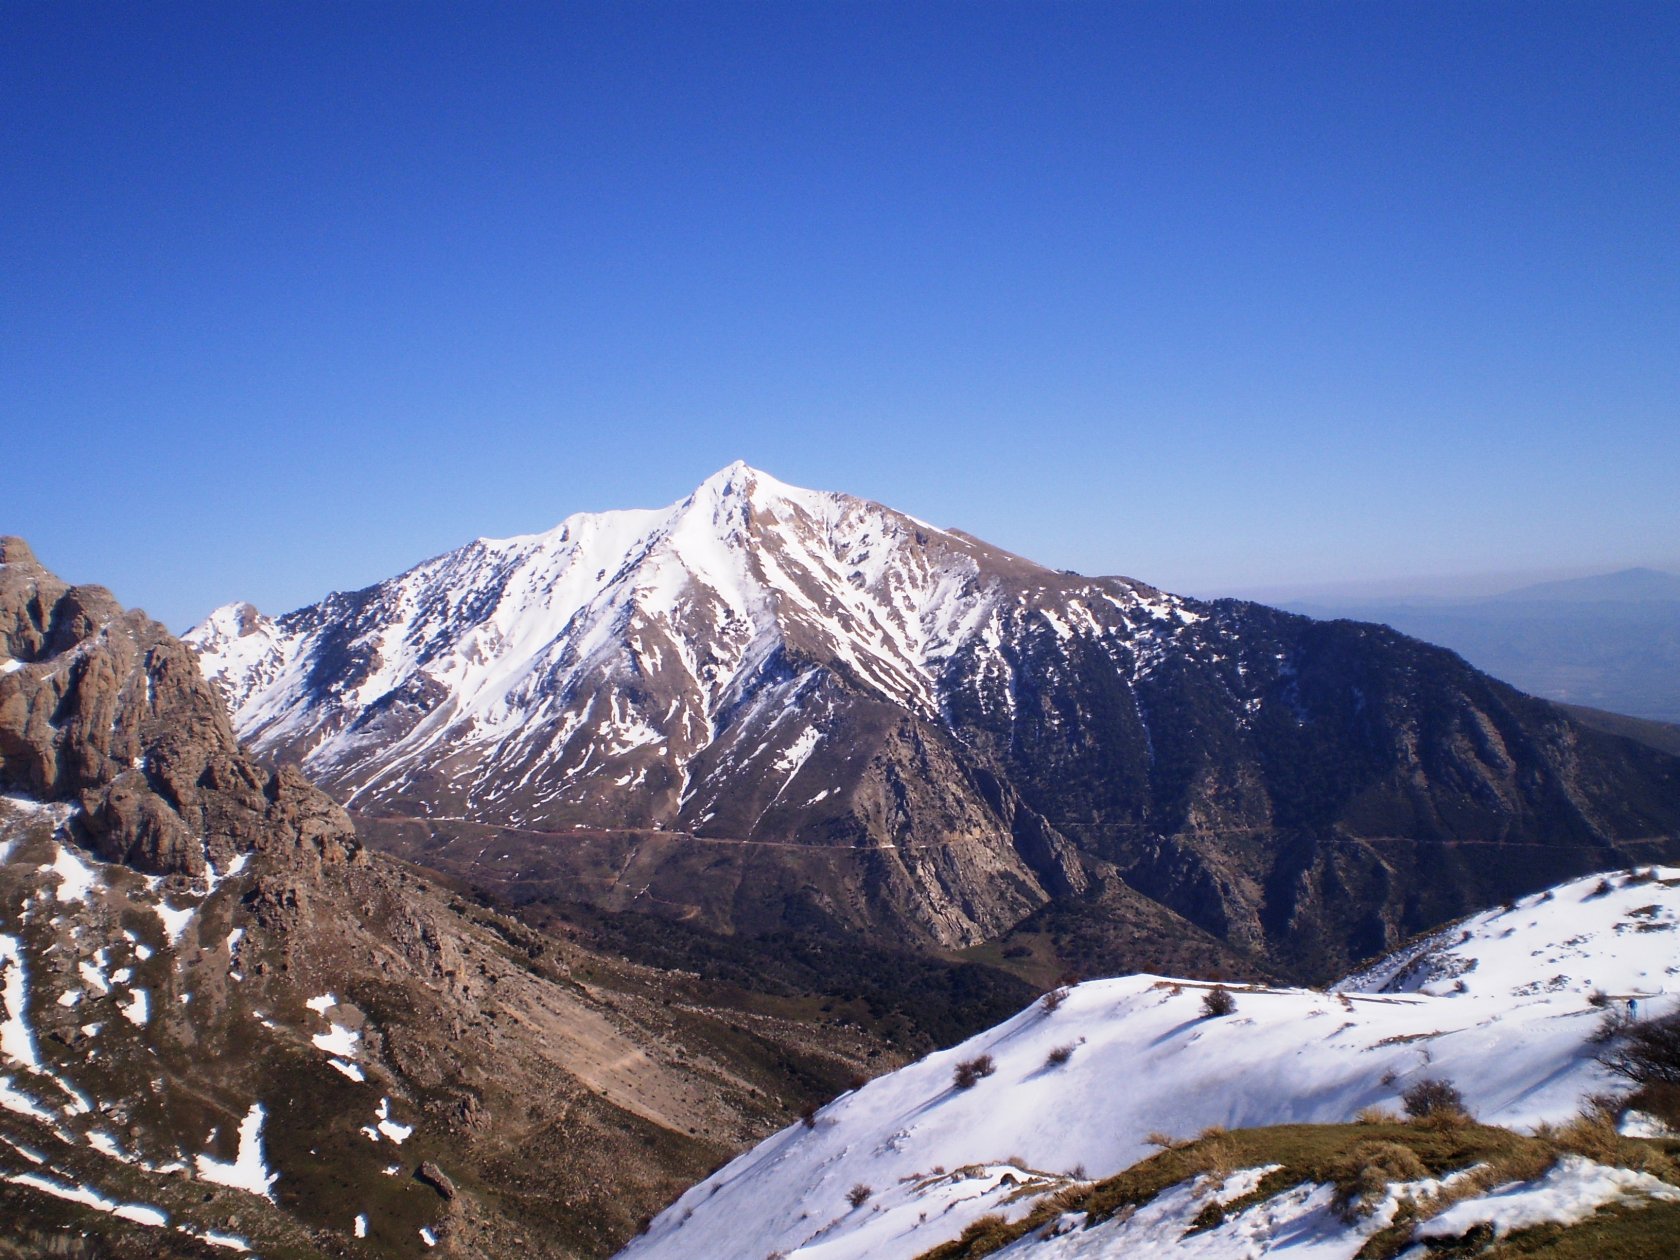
[0,539,898,1259]
[0,535,356,879]
[185,470,1680,975]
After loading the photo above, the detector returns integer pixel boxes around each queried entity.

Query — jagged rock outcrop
[0,535,357,878]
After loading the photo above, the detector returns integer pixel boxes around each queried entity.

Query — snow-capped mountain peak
[187,466,1680,958]
[187,465,1108,845]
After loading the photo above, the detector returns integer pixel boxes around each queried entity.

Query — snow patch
[152,900,194,946]
[2,1171,169,1229]
[375,1097,412,1144]
[1419,1155,1680,1241]
[312,1023,359,1057]
[194,1104,277,1199]
[40,844,99,903]
[0,935,41,1069]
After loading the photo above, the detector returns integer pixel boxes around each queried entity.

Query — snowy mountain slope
[618,867,1680,1260]
[192,463,1060,806]
[189,466,1680,965]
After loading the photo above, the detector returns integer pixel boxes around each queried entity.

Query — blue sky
[5,1,1677,628]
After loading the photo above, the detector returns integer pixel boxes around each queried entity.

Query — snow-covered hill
[618,867,1680,1260]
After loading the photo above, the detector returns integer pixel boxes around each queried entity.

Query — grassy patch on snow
[913,1117,1680,1260]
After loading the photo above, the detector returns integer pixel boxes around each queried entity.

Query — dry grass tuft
[1327,1140,1429,1219]
[1550,1109,1677,1182]
[1184,1136,1238,1184]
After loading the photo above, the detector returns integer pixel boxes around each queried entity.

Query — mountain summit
[189,468,1680,975]
[189,461,1092,819]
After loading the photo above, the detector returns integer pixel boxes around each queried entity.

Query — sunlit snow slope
[619,867,1680,1260]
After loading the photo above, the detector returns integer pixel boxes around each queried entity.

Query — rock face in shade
[186,468,1680,976]
[0,541,892,1259]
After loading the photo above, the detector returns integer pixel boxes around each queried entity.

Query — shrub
[1041,987,1068,1013]
[1590,1010,1632,1044]
[1201,986,1236,1018]
[1598,1011,1680,1086]
[846,1183,872,1209]
[1045,1044,1075,1068]
[1402,1077,1468,1121]
[952,1054,996,1090]
[1589,877,1615,899]
[800,1103,818,1128]
[1587,989,1611,1008]
[1632,1081,1680,1129]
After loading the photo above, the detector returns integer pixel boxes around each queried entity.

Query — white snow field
[619,867,1679,1260]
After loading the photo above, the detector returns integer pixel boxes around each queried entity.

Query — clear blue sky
[5,1,1677,628]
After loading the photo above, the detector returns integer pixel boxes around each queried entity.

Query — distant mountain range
[1283,568,1680,724]
[6,532,1677,1257]
[188,466,1680,982]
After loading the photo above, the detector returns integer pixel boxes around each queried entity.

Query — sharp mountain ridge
[188,467,1680,975]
